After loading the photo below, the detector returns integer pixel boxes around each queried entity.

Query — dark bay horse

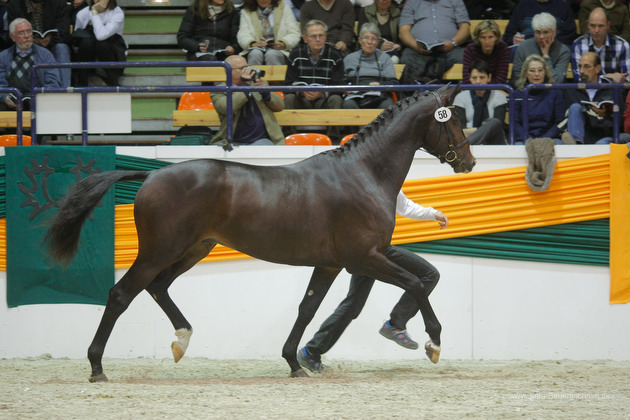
[45,84,475,381]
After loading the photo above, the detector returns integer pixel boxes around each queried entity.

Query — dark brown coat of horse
[45,85,475,381]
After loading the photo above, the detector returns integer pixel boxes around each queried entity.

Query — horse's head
[422,84,476,174]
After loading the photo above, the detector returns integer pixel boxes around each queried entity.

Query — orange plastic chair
[340,134,356,145]
[274,91,285,99]
[0,134,31,146]
[285,133,333,145]
[177,92,214,110]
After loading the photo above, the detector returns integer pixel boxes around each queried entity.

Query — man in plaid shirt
[571,7,630,83]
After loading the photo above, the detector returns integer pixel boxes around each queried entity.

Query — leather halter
[424,90,471,170]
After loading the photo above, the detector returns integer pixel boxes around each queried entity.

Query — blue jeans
[567,102,630,144]
[52,42,71,88]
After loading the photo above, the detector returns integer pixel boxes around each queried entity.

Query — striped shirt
[284,44,344,91]
[571,33,630,81]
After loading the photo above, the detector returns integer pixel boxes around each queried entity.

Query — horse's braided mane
[339,90,430,149]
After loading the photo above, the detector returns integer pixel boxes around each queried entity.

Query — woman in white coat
[237,0,300,65]
[73,0,126,86]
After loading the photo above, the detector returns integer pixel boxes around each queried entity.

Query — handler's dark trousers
[303,246,440,358]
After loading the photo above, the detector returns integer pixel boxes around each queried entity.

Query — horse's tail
[44,170,150,266]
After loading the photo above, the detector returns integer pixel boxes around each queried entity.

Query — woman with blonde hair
[177,0,240,61]
[462,19,509,84]
[513,54,565,144]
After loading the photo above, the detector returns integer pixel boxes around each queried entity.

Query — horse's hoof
[424,340,441,364]
[89,373,109,383]
[171,328,192,363]
[289,368,310,378]
[171,341,185,363]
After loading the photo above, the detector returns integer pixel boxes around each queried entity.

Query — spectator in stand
[398,0,470,86]
[7,0,72,88]
[68,0,88,28]
[511,12,571,86]
[462,19,509,84]
[237,0,300,65]
[177,0,240,61]
[454,59,507,144]
[0,0,10,51]
[513,54,565,144]
[72,0,126,86]
[299,0,355,55]
[571,7,630,83]
[210,54,285,145]
[503,0,577,53]
[284,19,344,140]
[0,18,60,111]
[578,0,630,43]
[562,52,630,144]
[343,23,398,110]
[356,0,402,64]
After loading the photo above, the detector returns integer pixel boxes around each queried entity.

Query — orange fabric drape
[609,144,630,303]
[393,153,610,243]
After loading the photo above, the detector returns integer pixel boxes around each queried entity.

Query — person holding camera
[0,18,61,111]
[210,54,285,145]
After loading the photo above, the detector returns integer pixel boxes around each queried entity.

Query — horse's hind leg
[282,266,341,377]
[145,241,216,363]
[87,261,165,382]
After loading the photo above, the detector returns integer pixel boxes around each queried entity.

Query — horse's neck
[353,113,425,192]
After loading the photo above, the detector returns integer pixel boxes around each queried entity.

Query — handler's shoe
[297,347,326,373]
[379,321,419,350]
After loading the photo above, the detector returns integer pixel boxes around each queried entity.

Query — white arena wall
[1,144,629,362]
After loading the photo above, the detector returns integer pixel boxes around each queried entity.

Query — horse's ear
[442,82,461,105]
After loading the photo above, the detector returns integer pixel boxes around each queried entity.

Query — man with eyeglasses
[562,52,630,144]
[510,12,570,86]
[299,0,355,54]
[284,19,344,141]
[571,7,630,84]
[7,0,72,88]
[0,18,60,112]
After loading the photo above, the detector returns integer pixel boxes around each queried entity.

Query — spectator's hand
[605,72,627,83]
[335,41,347,52]
[513,32,525,46]
[4,95,16,109]
[268,40,286,50]
[415,42,431,55]
[439,40,455,53]
[225,46,235,56]
[538,37,551,58]
[435,211,449,229]
[93,0,108,13]
[34,33,52,48]
[198,41,208,52]
[251,39,267,48]
[589,105,607,118]
[303,91,322,101]
[369,81,380,85]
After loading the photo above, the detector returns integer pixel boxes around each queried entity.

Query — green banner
[5,146,115,307]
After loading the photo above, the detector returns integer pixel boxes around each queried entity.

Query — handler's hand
[435,211,449,229]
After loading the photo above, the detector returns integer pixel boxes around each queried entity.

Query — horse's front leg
[282,266,341,377]
[361,247,442,363]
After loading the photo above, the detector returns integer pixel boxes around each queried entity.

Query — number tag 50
[434,106,451,123]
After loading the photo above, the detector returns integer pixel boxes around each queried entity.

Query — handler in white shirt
[297,190,449,373]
